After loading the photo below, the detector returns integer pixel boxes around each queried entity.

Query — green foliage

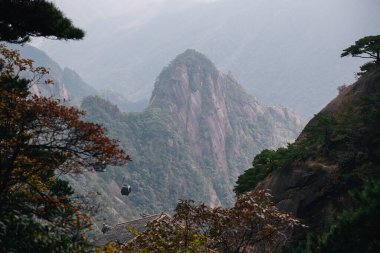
[283,180,380,253]
[0,0,84,43]
[281,73,380,252]
[357,61,377,76]
[0,198,93,253]
[358,90,380,163]
[234,144,307,195]
[302,115,337,156]
[236,66,380,252]
[341,35,380,76]
[234,89,377,195]
[318,180,380,252]
[77,48,303,223]
[80,96,211,219]
[234,149,278,194]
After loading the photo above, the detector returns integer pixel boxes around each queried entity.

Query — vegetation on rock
[76,50,303,225]
[235,49,380,251]
[284,180,380,253]
[234,145,307,195]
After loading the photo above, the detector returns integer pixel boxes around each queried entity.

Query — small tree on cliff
[0,0,84,43]
[0,44,131,252]
[341,35,380,76]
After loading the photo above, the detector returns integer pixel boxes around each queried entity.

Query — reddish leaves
[0,44,131,241]
[117,191,304,253]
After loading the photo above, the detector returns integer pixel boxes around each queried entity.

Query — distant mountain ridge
[39,0,380,117]
[9,43,305,231]
[72,49,304,227]
[7,44,98,105]
[9,44,146,112]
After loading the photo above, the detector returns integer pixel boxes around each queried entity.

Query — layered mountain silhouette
[7,44,97,104]
[39,0,380,117]
[12,44,145,112]
[71,49,304,226]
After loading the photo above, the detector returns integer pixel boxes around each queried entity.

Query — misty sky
[39,0,380,118]
[52,0,219,27]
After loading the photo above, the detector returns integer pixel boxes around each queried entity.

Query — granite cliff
[75,49,304,226]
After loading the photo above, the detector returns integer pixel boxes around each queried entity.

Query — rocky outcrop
[257,164,338,231]
[256,67,380,232]
[149,49,304,206]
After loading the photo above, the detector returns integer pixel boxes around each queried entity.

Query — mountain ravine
[70,49,304,226]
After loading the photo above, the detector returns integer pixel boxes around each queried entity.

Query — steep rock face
[78,49,304,225]
[149,50,304,205]
[257,164,336,231]
[256,67,380,231]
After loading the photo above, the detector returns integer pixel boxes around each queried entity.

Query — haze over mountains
[38,0,380,117]
[10,42,304,224]
[71,49,303,225]
[6,44,97,104]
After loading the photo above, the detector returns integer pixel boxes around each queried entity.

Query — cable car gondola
[121,185,131,196]
[120,177,131,196]
[93,161,107,172]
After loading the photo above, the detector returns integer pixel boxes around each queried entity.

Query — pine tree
[341,35,380,76]
[0,0,84,43]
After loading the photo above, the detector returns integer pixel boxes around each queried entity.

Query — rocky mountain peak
[149,49,219,107]
[146,50,305,206]
[70,50,304,223]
